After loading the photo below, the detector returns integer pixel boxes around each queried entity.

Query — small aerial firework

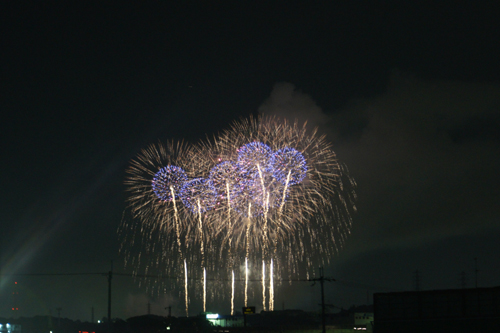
[119,115,356,316]
[152,165,188,202]
[179,178,216,213]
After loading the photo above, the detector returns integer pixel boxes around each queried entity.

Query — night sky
[1,1,499,321]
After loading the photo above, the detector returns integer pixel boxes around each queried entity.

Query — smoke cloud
[257,75,500,260]
[258,82,330,131]
[331,73,500,258]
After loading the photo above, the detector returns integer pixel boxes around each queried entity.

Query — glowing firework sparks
[262,260,266,311]
[152,166,188,202]
[208,161,243,209]
[237,141,274,178]
[180,178,216,213]
[245,257,249,307]
[120,115,357,315]
[271,147,307,186]
[270,258,274,311]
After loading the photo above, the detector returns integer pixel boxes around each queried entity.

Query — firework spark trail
[121,116,356,314]
[231,270,235,315]
[259,163,270,311]
[262,260,266,311]
[245,257,248,307]
[170,187,183,259]
[244,201,252,307]
[197,199,206,312]
[257,163,266,199]
[171,185,189,313]
[226,181,234,314]
[270,258,274,311]
[203,267,206,313]
[279,170,292,214]
[226,181,232,242]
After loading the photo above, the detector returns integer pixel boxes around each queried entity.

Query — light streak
[170,186,182,258]
[262,260,266,311]
[245,257,248,307]
[203,267,206,313]
[270,258,274,311]
[231,270,235,316]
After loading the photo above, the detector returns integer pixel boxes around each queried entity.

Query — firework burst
[119,115,356,315]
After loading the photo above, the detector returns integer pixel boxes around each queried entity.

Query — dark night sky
[1,1,500,320]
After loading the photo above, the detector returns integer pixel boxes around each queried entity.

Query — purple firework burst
[209,161,245,209]
[271,147,307,186]
[152,165,188,201]
[237,142,274,179]
[179,178,216,213]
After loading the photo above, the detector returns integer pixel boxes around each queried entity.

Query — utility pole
[56,307,62,327]
[309,267,335,333]
[165,306,171,318]
[147,302,151,315]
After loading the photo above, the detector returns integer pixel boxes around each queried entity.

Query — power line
[1,273,104,276]
[1,272,387,287]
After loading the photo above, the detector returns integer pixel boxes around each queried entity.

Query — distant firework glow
[119,115,357,316]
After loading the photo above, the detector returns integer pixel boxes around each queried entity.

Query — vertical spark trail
[246,203,252,258]
[270,258,274,311]
[197,200,204,262]
[171,185,188,314]
[226,182,233,260]
[279,170,292,214]
[245,204,251,307]
[245,257,248,307]
[203,267,206,313]
[226,182,233,315]
[184,259,188,317]
[257,163,266,199]
[197,199,206,312]
[231,270,235,316]
[170,186,183,257]
[262,192,269,248]
[262,260,266,311]
[262,192,269,311]
[226,182,232,238]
